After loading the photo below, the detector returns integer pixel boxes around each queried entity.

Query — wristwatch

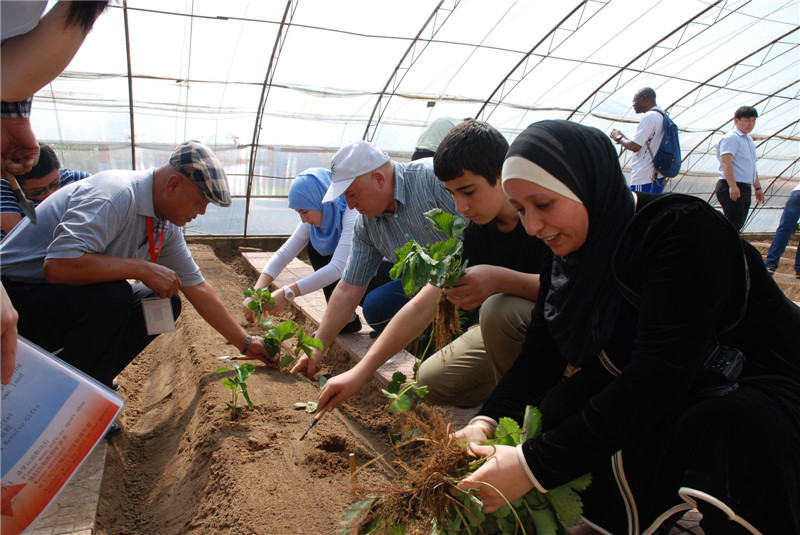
[615,134,623,142]
[282,286,296,301]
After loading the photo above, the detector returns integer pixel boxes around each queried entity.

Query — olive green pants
[417,294,534,407]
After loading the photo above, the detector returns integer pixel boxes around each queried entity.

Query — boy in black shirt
[318,120,547,408]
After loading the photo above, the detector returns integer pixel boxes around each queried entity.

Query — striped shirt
[343,159,459,286]
[0,168,90,240]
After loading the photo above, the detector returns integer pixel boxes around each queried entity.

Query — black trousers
[714,180,752,231]
[3,278,180,387]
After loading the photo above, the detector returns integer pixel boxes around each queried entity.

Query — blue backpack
[647,110,681,181]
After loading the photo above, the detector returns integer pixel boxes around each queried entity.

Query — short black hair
[433,119,508,185]
[734,106,758,120]
[16,144,60,182]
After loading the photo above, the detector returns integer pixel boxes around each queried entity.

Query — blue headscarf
[288,167,347,256]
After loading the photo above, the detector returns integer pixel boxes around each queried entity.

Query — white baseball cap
[322,140,390,203]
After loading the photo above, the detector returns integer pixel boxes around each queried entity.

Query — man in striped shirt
[292,140,459,378]
[0,143,90,239]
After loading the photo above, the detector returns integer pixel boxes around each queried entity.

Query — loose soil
[95,239,800,535]
[95,243,402,535]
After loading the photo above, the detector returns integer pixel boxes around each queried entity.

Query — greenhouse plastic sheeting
[22,0,800,234]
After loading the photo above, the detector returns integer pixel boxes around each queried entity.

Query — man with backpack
[611,87,676,193]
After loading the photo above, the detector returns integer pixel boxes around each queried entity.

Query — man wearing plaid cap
[0,141,275,418]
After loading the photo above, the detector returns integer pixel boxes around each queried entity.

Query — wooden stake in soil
[349,452,357,483]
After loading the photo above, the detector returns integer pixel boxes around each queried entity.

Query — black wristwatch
[241,334,252,355]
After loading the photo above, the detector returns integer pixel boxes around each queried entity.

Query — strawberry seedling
[216,362,255,420]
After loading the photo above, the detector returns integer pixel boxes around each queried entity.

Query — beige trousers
[417,294,535,407]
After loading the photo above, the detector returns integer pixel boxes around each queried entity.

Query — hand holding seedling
[290,349,323,378]
[242,335,277,368]
[440,264,504,311]
[455,443,534,514]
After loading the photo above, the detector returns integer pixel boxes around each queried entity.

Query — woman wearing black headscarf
[456,120,800,534]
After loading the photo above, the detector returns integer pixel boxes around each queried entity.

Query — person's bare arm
[0,212,23,237]
[1,1,98,101]
[1,283,19,384]
[720,153,740,201]
[43,254,182,297]
[182,281,275,366]
[317,284,437,409]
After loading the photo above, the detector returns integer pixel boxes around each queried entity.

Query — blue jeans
[361,279,412,333]
[765,189,800,273]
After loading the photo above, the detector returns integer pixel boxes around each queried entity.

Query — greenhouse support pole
[244,0,293,237]
[123,0,136,169]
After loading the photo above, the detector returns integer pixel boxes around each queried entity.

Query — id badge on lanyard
[142,217,175,335]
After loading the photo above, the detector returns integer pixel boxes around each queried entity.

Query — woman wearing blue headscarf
[243,168,364,332]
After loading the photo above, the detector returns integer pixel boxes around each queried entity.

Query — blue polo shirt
[0,169,203,286]
[717,127,758,185]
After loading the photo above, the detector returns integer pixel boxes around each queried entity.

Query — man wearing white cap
[292,139,458,378]
[0,141,275,412]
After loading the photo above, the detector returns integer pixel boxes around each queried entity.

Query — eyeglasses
[21,178,60,199]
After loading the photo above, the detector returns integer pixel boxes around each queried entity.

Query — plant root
[342,407,472,534]
[434,298,461,353]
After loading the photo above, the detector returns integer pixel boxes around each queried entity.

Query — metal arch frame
[665,26,800,125]
[566,0,724,122]
[619,27,800,187]
[243,0,296,237]
[674,80,799,202]
[362,0,461,143]
[475,0,610,123]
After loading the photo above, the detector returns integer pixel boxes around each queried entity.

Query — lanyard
[146,216,164,264]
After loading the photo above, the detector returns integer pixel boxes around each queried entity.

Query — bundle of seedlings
[340,402,592,535]
[390,208,468,356]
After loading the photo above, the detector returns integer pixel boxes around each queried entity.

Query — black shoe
[766,267,776,275]
[369,329,380,339]
[339,315,362,334]
[105,422,122,439]
[112,380,120,391]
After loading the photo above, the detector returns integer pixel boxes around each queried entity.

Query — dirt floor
[94,239,800,535]
[95,243,402,535]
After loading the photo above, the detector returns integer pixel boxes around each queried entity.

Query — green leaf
[425,208,463,239]
[547,476,591,527]
[388,393,413,413]
[280,354,298,370]
[240,384,254,408]
[220,377,236,389]
[494,417,521,447]
[521,405,542,443]
[319,374,331,388]
[339,498,377,526]
[529,505,559,535]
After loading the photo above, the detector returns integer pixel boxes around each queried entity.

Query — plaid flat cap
[169,140,231,206]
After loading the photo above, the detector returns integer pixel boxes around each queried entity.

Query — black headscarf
[503,120,635,366]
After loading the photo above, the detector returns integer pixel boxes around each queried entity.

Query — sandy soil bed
[96,243,401,535]
[94,239,799,535]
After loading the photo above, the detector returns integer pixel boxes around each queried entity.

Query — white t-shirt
[630,107,665,186]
